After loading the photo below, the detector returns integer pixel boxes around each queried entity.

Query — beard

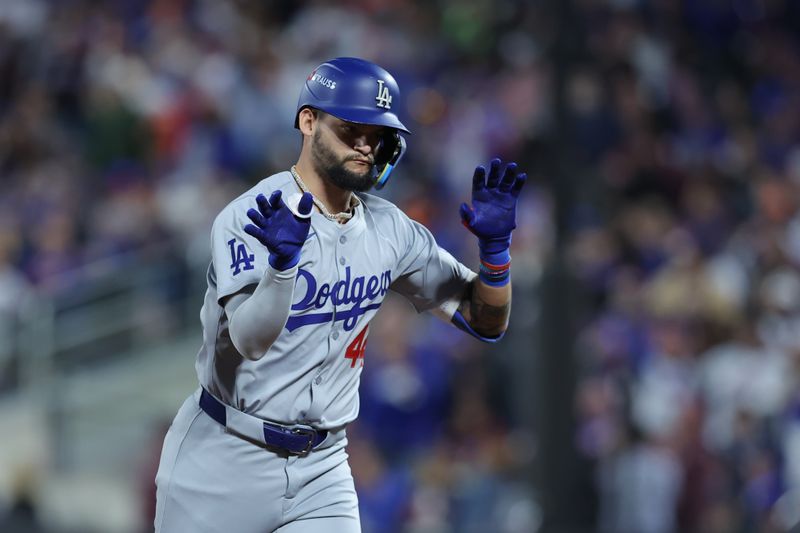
[311,128,376,192]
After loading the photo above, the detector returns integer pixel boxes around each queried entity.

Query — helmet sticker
[309,70,337,90]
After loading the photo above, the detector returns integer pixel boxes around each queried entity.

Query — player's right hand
[244,190,314,271]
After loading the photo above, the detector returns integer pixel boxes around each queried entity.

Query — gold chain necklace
[290,166,358,223]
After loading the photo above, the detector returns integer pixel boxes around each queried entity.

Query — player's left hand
[459,158,526,259]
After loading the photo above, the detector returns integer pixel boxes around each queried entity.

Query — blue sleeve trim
[451,310,505,344]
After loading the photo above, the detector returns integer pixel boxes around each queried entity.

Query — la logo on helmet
[375,80,392,109]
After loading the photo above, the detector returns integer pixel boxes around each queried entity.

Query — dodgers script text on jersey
[288,267,393,332]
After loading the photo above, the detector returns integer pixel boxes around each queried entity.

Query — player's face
[311,114,386,192]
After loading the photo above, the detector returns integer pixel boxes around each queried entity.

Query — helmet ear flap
[373,132,406,190]
[375,130,398,168]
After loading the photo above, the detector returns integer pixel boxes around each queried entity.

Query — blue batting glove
[244,190,314,270]
[459,158,527,265]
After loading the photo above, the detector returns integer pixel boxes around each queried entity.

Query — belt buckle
[290,426,317,455]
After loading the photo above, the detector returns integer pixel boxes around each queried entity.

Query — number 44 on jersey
[345,326,369,368]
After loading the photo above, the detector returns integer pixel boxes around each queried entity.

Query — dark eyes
[337,123,382,146]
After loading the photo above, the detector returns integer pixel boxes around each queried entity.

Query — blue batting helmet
[295,57,410,189]
[294,57,410,134]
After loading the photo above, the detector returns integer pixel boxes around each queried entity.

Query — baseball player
[154,57,526,532]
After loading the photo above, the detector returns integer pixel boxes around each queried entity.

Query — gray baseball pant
[154,390,361,532]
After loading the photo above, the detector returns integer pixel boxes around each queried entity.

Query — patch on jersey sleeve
[228,238,255,275]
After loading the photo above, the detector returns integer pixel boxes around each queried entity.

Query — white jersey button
[339,257,346,265]
[339,235,347,244]
[332,331,340,340]
[314,376,322,385]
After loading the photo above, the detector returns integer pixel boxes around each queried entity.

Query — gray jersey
[195,171,474,429]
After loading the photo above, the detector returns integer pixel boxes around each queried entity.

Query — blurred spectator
[358,296,453,461]
[0,465,48,533]
[597,425,683,533]
[0,219,32,392]
[349,428,413,533]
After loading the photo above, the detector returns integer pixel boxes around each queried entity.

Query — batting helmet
[295,57,410,189]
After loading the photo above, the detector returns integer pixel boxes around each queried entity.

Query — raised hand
[244,190,314,270]
[459,158,526,263]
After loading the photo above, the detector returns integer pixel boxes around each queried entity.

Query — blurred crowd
[566,1,800,532]
[2,0,800,532]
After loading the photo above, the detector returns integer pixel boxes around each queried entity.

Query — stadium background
[1,0,800,531]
